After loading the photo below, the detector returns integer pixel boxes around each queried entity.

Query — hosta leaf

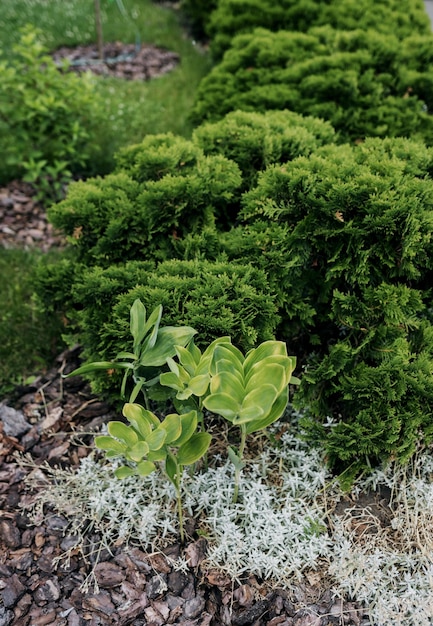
[203,392,240,421]
[212,357,244,384]
[172,410,198,447]
[228,446,245,471]
[94,435,127,454]
[114,466,135,479]
[177,432,211,466]
[107,422,139,446]
[210,371,244,402]
[147,428,166,450]
[246,363,287,396]
[244,341,288,375]
[140,326,197,367]
[210,344,244,376]
[136,460,156,476]
[175,344,200,376]
[160,371,184,392]
[186,374,210,397]
[144,304,163,349]
[235,384,279,425]
[130,298,147,351]
[123,403,159,435]
[245,387,288,434]
[160,413,182,444]
[129,379,144,403]
[63,361,132,378]
[147,448,167,462]
[166,357,180,378]
[128,440,150,462]
[201,336,232,361]
[165,454,178,486]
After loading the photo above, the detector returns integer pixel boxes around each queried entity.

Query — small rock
[1,573,26,608]
[146,574,168,599]
[0,606,14,626]
[0,520,21,548]
[0,404,31,437]
[183,596,206,620]
[34,578,61,604]
[82,591,116,616]
[94,562,125,588]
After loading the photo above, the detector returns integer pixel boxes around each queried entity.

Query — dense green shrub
[193,109,335,190]
[229,137,433,470]
[48,135,242,266]
[181,0,219,39]
[60,259,280,398]
[209,0,430,59]
[0,26,105,199]
[295,286,433,481]
[192,27,433,145]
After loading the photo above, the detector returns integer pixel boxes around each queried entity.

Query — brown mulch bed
[51,42,179,81]
[0,347,368,626]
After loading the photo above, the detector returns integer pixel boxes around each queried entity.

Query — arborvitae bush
[66,259,280,397]
[209,0,430,59]
[193,109,335,190]
[47,135,242,266]
[295,285,433,480]
[192,27,433,145]
[229,137,433,470]
[180,0,219,39]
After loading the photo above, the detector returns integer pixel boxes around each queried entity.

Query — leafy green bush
[180,0,219,39]
[295,286,433,483]
[230,137,433,472]
[193,109,335,190]
[39,259,279,398]
[0,26,105,200]
[209,0,430,59]
[192,27,433,145]
[48,135,242,266]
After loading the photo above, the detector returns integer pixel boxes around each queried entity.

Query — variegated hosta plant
[203,340,299,502]
[65,299,197,407]
[95,402,211,542]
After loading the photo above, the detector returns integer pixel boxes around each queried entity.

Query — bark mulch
[0,347,368,626]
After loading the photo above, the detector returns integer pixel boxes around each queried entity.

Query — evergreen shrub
[193,109,335,190]
[209,0,430,59]
[295,285,433,480]
[230,137,433,471]
[63,259,280,397]
[192,27,433,145]
[47,134,242,266]
[181,0,219,39]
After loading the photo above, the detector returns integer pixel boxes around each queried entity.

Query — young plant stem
[174,473,185,543]
[233,424,247,504]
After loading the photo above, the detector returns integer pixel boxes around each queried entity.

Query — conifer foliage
[38,0,433,477]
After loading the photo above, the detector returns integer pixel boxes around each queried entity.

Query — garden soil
[1,43,370,626]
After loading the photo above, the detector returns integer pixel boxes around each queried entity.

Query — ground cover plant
[208,0,430,59]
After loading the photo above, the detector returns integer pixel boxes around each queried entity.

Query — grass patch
[0,249,66,396]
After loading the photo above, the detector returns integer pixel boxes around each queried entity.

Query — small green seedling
[95,402,211,542]
[203,340,299,502]
[65,299,196,407]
